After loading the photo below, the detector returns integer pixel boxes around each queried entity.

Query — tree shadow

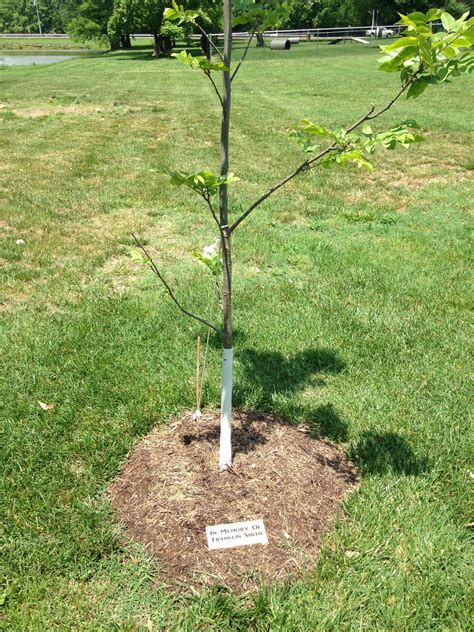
[307,403,349,442]
[182,412,269,456]
[235,347,346,406]
[349,430,430,476]
[107,45,204,62]
[186,345,349,452]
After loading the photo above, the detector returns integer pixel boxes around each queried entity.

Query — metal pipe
[270,39,291,50]
[33,0,42,37]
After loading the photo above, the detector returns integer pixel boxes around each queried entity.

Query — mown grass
[1,41,473,630]
[0,36,106,50]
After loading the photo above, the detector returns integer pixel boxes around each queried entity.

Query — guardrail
[0,33,69,37]
[1,23,442,40]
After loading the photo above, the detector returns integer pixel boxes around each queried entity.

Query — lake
[0,51,102,66]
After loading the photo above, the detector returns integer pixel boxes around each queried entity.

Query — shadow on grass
[233,347,350,443]
[238,347,346,395]
[349,430,430,476]
[107,45,204,61]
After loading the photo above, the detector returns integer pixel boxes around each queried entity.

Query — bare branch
[231,30,256,82]
[131,232,223,337]
[366,79,413,121]
[229,73,419,233]
[202,194,223,232]
[205,71,224,110]
[193,22,224,62]
[346,104,376,132]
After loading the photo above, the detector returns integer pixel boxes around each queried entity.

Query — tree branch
[193,22,224,62]
[231,30,256,82]
[205,71,224,110]
[229,72,419,234]
[131,232,223,337]
[202,193,223,233]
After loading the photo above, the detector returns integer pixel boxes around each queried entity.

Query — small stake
[193,336,202,420]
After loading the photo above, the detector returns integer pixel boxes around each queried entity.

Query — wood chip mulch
[108,410,359,592]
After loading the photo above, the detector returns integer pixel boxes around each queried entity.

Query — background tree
[69,0,117,48]
[107,0,137,49]
[0,0,82,33]
[105,0,221,56]
[1,0,473,35]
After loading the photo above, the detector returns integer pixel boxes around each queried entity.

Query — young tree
[134,3,473,470]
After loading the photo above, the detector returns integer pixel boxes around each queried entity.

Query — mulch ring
[108,410,359,592]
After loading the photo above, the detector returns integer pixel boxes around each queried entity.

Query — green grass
[1,41,473,630]
[0,36,106,50]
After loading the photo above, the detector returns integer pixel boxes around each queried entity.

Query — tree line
[1,0,472,52]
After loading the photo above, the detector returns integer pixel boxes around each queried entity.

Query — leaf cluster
[163,0,200,24]
[167,170,239,197]
[378,9,474,98]
[171,49,228,73]
[289,119,424,171]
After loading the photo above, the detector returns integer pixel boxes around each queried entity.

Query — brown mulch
[108,410,359,592]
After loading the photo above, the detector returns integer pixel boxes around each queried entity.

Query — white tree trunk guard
[219,347,233,470]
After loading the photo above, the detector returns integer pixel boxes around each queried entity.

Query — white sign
[206,519,268,550]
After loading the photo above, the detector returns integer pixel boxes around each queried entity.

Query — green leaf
[163,7,180,21]
[382,36,418,52]
[378,46,419,72]
[442,46,457,59]
[464,25,474,45]
[418,36,434,70]
[128,248,146,264]
[407,12,427,25]
[397,13,417,28]
[167,169,239,196]
[426,9,443,22]
[171,50,229,73]
[450,36,471,48]
[441,12,456,32]
[406,77,429,98]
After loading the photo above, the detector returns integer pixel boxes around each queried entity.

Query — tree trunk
[219,0,233,471]
[256,32,265,47]
[109,37,120,51]
[153,32,160,56]
[122,33,132,49]
[161,35,173,55]
[200,32,210,59]
[153,33,173,57]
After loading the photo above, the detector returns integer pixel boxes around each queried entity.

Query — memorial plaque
[206,519,268,550]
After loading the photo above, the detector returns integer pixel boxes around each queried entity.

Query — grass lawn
[0,36,106,50]
[1,40,472,629]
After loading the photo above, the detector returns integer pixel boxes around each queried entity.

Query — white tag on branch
[206,519,268,550]
[38,401,54,411]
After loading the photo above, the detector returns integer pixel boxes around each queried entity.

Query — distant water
[0,51,100,66]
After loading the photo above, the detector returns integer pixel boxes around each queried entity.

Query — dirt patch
[109,410,358,592]
[11,105,102,118]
